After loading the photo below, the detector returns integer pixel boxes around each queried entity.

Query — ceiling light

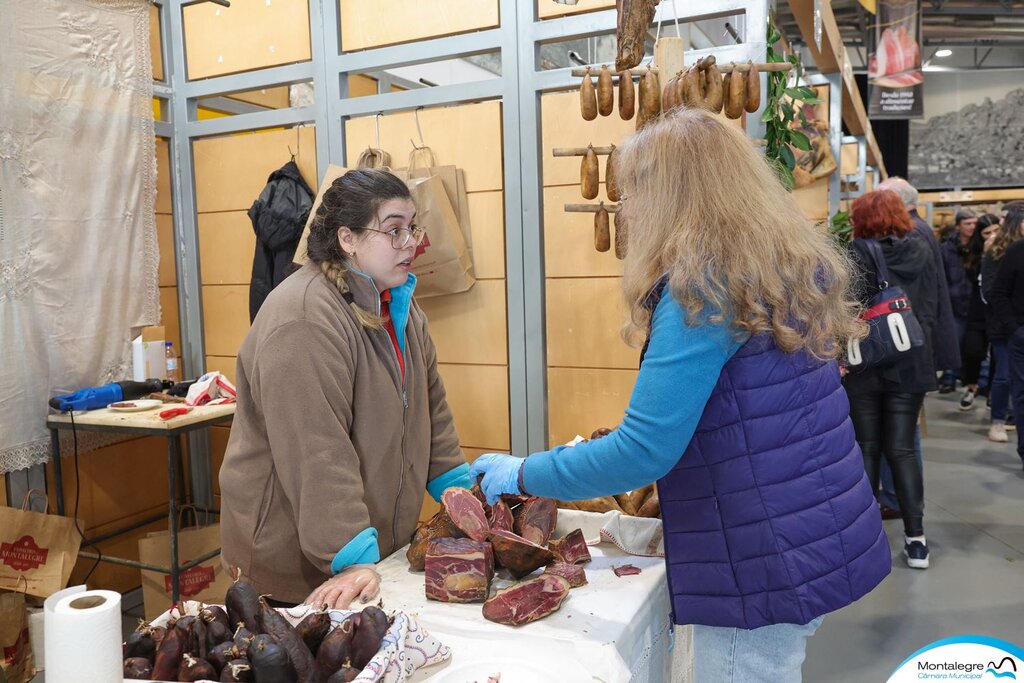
[935,49,953,58]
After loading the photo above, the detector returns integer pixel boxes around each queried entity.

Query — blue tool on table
[48,379,170,412]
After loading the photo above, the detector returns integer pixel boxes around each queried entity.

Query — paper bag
[138,509,232,619]
[405,173,475,298]
[0,491,80,599]
[395,146,474,265]
[0,591,35,683]
[293,164,350,266]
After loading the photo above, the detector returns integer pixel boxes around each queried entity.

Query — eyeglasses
[363,225,426,249]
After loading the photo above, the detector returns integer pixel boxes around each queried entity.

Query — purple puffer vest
[645,286,892,629]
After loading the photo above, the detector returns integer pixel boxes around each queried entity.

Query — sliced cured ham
[513,497,558,546]
[442,487,490,542]
[544,562,587,589]
[488,529,555,579]
[482,574,572,626]
[424,538,495,603]
[548,528,591,565]
[489,498,514,533]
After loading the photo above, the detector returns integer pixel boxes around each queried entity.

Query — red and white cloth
[185,372,237,406]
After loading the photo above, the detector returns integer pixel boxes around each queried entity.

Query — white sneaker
[989,423,1008,443]
[960,389,976,411]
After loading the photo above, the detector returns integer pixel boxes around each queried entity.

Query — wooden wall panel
[202,286,250,357]
[546,278,636,369]
[541,91,635,187]
[344,102,503,192]
[194,127,317,213]
[199,212,255,285]
[156,138,172,214]
[150,4,163,82]
[348,74,379,98]
[543,185,625,278]
[547,367,637,447]
[538,0,614,19]
[419,281,508,366]
[206,357,238,385]
[70,516,167,592]
[339,0,499,52]
[183,0,311,80]
[793,179,830,222]
[439,364,509,450]
[841,142,858,177]
[466,191,505,280]
[160,287,181,353]
[229,87,291,110]
[157,214,177,287]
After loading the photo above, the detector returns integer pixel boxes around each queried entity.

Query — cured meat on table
[488,529,555,580]
[488,498,514,533]
[442,487,490,542]
[407,509,463,571]
[549,528,591,566]
[513,497,558,546]
[544,562,588,588]
[482,574,572,626]
[425,538,495,603]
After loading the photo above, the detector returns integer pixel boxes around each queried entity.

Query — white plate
[430,659,550,683]
[107,399,163,412]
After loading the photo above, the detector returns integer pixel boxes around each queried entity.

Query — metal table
[45,403,235,605]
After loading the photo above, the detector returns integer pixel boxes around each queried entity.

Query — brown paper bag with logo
[0,491,80,599]
[405,173,474,298]
[0,591,35,683]
[138,508,232,619]
[395,146,475,266]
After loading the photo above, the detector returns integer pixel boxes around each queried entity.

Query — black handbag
[847,238,926,371]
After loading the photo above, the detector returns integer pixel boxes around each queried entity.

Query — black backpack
[247,160,314,322]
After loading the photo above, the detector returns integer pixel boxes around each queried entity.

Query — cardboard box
[132,325,166,381]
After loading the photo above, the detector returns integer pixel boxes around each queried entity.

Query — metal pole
[50,429,64,516]
[167,435,180,605]
[825,72,844,218]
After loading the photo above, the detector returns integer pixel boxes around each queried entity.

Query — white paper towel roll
[44,586,122,682]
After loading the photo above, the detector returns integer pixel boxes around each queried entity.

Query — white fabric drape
[0,0,158,473]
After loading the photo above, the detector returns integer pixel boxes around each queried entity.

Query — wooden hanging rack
[565,203,622,213]
[570,66,659,78]
[553,147,615,157]
[570,61,792,78]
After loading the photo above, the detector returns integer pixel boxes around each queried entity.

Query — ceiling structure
[776,0,1024,71]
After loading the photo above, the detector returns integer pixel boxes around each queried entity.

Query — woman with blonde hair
[471,109,890,681]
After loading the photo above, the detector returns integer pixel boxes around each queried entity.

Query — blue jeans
[991,341,1011,423]
[941,316,967,387]
[879,428,922,512]
[693,616,825,682]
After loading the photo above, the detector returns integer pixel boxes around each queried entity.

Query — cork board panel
[160,286,181,353]
[543,185,624,278]
[792,178,829,222]
[183,0,311,80]
[841,142,858,177]
[194,126,317,213]
[157,214,177,287]
[206,356,238,385]
[438,363,510,450]
[340,0,499,52]
[202,285,251,357]
[199,212,256,286]
[150,4,163,82]
[466,191,505,280]
[156,138,172,214]
[547,367,638,448]
[546,278,637,370]
[419,280,508,366]
[541,91,636,188]
[539,0,614,19]
[345,102,503,193]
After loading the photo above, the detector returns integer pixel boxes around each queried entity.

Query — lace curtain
[0,0,158,473]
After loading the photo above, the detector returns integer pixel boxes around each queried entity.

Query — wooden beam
[787,0,844,74]
[919,188,1024,205]
[838,51,887,177]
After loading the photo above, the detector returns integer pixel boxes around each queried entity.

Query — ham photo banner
[867,0,924,119]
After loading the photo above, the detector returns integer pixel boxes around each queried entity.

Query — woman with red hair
[844,189,940,569]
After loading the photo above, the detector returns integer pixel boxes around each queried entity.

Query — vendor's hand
[304,566,381,610]
[590,427,613,440]
[468,454,526,505]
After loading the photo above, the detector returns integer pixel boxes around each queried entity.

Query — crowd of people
[843,178,1024,571]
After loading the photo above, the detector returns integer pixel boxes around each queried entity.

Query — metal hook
[413,106,425,149]
[374,112,383,149]
[287,145,296,161]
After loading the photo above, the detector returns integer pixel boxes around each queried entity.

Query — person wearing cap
[939,208,977,397]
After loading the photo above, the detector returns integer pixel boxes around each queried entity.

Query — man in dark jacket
[247,160,314,322]
[937,209,977,391]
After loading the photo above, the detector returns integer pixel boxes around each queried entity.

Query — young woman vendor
[220,169,472,609]
[471,110,891,682]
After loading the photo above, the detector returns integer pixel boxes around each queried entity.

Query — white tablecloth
[378,534,688,683]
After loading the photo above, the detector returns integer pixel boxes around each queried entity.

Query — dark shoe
[880,505,902,520]
[904,540,930,569]
[960,388,976,410]
[939,384,955,394]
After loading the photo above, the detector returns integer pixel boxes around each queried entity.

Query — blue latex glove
[468,454,526,505]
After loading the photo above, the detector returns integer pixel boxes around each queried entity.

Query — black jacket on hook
[247,160,314,322]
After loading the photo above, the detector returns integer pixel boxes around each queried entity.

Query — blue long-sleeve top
[521,289,745,501]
